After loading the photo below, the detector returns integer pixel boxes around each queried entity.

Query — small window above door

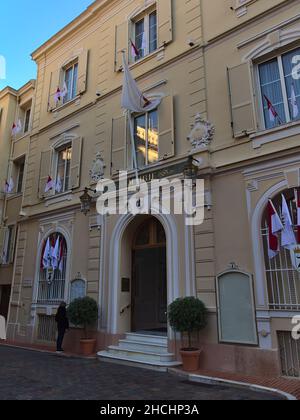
[134,219,166,249]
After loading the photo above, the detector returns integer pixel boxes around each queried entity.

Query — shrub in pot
[168,297,208,372]
[68,297,98,356]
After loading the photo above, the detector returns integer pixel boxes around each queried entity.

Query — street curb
[0,342,97,361]
[168,368,297,401]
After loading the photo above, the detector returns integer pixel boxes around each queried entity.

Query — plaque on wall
[121,278,130,293]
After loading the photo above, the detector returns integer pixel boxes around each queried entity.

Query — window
[55,144,72,194]
[134,109,158,167]
[262,190,300,311]
[70,279,86,302]
[2,226,15,265]
[16,159,25,194]
[23,108,31,133]
[133,10,157,61]
[38,233,67,304]
[63,61,78,103]
[258,47,300,129]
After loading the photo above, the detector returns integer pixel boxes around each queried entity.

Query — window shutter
[48,69,61,111]
[0,227,6,265]
[158,95,175,160]
[38,150,53,199]
[228,63,256,138]
[115,22,127,72]
[8,226,17,264]
[70,137,83,190]
[111,116,127,175]
[157,0,173,47]
[77,49,89,95]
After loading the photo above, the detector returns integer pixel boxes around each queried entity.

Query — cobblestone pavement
[0,346,283,400]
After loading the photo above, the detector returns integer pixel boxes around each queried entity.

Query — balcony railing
[37,257,66,304]
[262,228,300,311]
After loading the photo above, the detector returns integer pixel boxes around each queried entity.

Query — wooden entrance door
[0,285,11,320]
[132,219,167,333]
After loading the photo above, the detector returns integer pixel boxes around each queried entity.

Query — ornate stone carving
[89,153,106,182]
[187,114,215,152]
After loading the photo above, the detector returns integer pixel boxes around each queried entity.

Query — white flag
[281,195,296,249]
[61,82,68,99]
[42,238,51,269]
[4,178,14,194]
[291,85,299,119]
[121,54,161,113]
[51,237,60,270]
[55,174,63,193]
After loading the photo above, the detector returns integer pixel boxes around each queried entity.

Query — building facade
[0,81,35,323]
[1,0,299,377]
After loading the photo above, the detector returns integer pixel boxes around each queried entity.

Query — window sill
[43,191,73,207]
[251,120,300,149]
[127,46,166,71]
[51,95,81,113]
[6,192,23,201]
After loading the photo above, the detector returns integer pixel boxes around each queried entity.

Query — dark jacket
[55,307,69,330]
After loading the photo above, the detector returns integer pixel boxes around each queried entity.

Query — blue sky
[0,0,93,90]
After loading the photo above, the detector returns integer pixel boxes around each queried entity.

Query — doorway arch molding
[107,212,181,335]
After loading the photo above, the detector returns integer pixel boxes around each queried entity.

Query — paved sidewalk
[176,368,300,400]
[0,345,283,400]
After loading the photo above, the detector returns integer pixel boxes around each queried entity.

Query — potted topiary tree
[68,296,98,356]
[168,296,208,372]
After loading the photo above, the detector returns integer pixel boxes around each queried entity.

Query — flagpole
[127,110,140,188]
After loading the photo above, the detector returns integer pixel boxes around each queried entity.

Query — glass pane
[57,150,66,193]
[135,19,145,59]
[64,67,73,103]
[218,272,257,345]
[156,221,166,244]
[282,48,300,122]
[64,146,72,191]
[149,11,157,53]
[259,59,286,129]
[72,63,78,99]
[134,114,146,167]
[17,162,25,193]
[148,110,159,164]
[135,222,150,246]
[24,109,31,132]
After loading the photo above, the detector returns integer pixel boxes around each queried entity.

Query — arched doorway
[132,218,167,334]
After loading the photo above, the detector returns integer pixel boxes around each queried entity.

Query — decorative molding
[187,114,215,152]
[243,25,300,62]
[89,152,106,182]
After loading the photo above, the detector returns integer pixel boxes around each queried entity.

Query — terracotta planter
[180,349,202,372]
[80,339,96,356]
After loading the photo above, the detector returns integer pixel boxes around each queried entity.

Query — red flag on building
[264,95,281,124]
[267,200,283,258]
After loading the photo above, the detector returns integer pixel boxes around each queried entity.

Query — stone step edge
[108,346,174,358]
[98,351,182,368]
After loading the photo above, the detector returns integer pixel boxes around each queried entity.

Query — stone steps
[98,332,181,372]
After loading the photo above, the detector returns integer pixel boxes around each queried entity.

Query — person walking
[55,302,69,352]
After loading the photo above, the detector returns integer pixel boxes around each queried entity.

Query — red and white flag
[267,200,283,258]
[296,189,300,244]
[264,95,280,124]
[121,53,160,113]
[281,194,296,249]
[130,39,140,59]
[61,82,68,99]
[12,120,22,136]
[44,176,54,193]
[58,238,65,272]
[54,87,62,105]
[4,178,14,194]
[291,85,299,119]
[42,238,51,269]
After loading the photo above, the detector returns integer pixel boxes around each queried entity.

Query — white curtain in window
[282,48,300,122]
[259,59,286,129]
